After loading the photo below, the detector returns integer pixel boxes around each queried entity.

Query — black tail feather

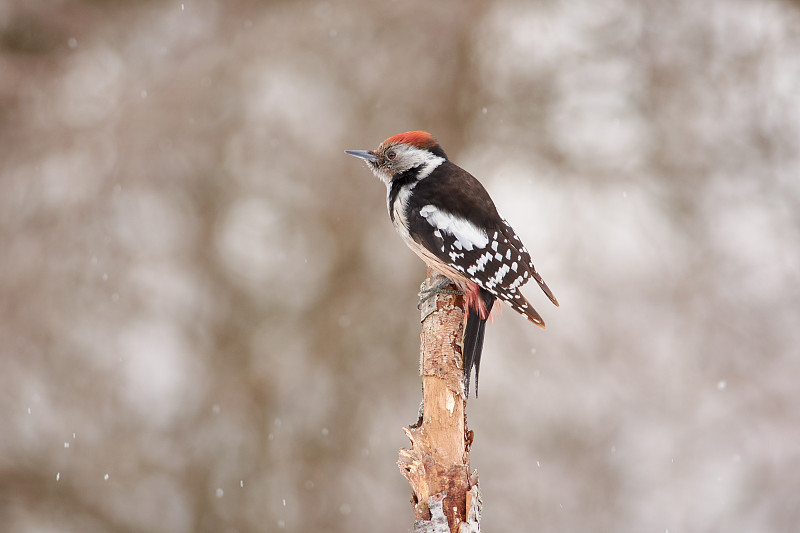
[462,290,496,398]
[472,316,488,397]
[463,311,481,398]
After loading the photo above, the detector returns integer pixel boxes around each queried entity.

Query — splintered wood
[398,272,481,533]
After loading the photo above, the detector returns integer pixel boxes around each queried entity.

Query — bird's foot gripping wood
[418,278,463,310]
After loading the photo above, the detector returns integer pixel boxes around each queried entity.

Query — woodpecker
[346,131,558,397]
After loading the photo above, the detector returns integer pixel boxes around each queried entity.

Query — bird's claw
[417,279,463,309]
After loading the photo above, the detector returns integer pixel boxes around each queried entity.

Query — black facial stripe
[388,165,423,223]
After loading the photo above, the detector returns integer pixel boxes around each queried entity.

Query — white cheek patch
[419,205,489,252]
[392,146,444,177]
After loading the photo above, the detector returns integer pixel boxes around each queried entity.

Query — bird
[346,131,558,397]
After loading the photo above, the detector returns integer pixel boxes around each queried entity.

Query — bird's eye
[387,151,396,160]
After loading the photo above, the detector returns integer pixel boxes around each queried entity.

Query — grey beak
[345,149,377,163]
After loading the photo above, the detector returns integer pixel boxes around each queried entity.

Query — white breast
[388,184,417,251]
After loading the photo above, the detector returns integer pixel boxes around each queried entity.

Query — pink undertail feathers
[462,281,491,320]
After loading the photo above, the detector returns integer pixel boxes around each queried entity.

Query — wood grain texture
[398,271,481,533]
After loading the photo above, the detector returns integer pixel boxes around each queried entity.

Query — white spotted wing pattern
[414,205,557,326]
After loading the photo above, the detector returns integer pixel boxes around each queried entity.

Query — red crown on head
[383,131,438,149]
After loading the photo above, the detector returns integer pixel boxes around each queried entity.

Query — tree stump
[398,271,482,533]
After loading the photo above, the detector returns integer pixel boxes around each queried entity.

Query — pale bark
[398,271,482,533]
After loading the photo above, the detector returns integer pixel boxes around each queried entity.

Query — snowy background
[2,0,800,531]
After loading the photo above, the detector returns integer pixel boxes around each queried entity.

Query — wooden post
[398,271,482,533]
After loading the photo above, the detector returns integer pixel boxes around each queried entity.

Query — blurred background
[2,0,799,531]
